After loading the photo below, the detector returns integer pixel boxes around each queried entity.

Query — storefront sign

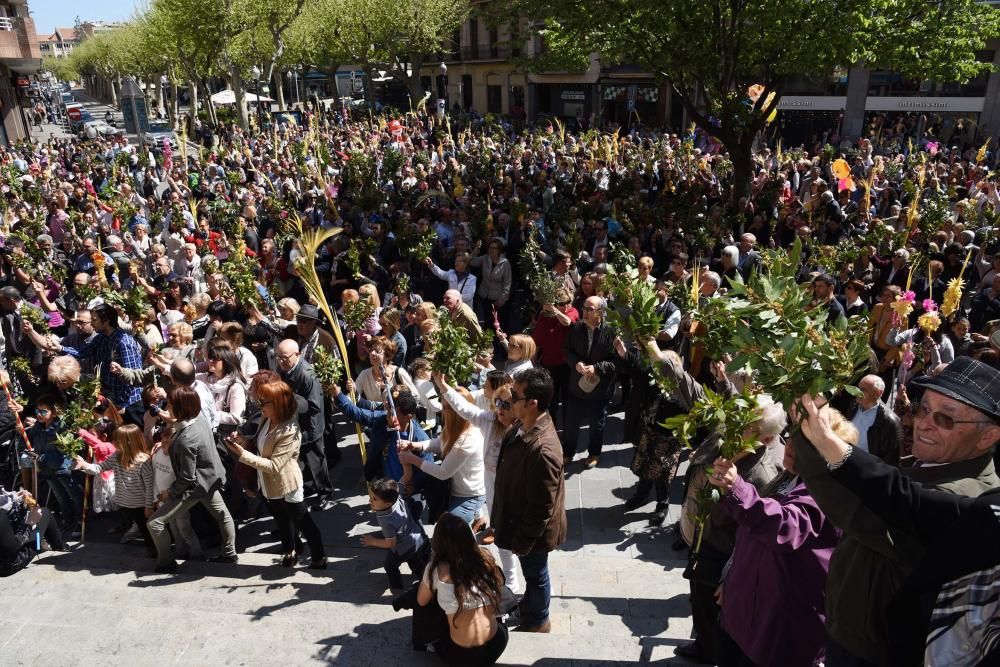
[777,95,985,113]
[777,96,847,111]
[865,96,984,112]
[561,90,586,101]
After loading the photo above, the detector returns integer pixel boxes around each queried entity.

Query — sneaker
[207,554,239,564]
[649,502,669,527]
[120,525,141,544]
[584,455,600,469]
[515,620,552,633]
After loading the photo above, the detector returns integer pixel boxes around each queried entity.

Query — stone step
[18,541,694,665]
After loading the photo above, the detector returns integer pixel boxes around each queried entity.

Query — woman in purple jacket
[705,413,856,667]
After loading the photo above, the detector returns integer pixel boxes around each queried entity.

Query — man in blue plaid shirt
[25,303,143,409]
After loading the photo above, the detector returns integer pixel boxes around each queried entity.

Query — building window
[487,85,502,114]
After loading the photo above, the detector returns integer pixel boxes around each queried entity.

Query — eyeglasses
[583,306,600,312]
[276,353,299,362]
[494,398,512,410]
[35,408,50,416]
[912,403,991,430]
[509,394,528,404]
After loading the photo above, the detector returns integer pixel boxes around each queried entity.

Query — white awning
[210,90,274,105]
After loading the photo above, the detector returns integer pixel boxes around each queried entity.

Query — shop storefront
[533,83,595,126]
[600,83,661,127]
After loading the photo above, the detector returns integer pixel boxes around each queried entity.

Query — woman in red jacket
[530,287,577,427]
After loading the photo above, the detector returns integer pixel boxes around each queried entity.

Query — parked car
[79,120,124,139]
[142,120,178,149]
[70,109,94,134]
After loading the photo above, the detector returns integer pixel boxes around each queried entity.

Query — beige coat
[238,418,303,499]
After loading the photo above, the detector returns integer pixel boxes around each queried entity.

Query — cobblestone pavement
[2,410,697,666]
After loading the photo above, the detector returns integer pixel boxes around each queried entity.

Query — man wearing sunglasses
[491,367,566,634]
[796,355,1000,667]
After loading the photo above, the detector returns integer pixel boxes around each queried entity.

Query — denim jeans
[518,551,551,628]
[385,540,431,589]
[447,494,484,525]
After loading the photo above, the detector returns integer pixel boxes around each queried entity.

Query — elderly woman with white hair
[705,406,850,667]
[649,343,787,665]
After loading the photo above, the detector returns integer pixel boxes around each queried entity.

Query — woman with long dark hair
[198,340,249,429]
[416,512,508,665]
[398,387,485,524]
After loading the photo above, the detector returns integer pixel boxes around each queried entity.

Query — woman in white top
[434,372,522,594]
[426,252,477,307]
[399,385,485,524]
[416,512,508,665]
[352,335,419,403]
[197,341,249,429]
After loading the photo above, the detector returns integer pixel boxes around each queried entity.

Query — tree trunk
[276,75,287,111]
[188,80,199,127]
[108,77,119,107]
[363,66,377,110]
[729,141,753,205]
[230,67,249,130]
[170,82,179,129]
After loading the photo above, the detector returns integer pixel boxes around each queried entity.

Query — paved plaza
[0,411,695,666]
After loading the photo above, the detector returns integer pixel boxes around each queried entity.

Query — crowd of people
[0,94,997,666]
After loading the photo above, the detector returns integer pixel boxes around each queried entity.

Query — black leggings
[434,624,509,667]
[119,506,155,553]
[268,497,325,559]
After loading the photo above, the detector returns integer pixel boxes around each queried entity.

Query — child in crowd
[360,477,430,590]
[149,424,202,559]
[407,357,441,435]
[22,396,82,536]
[74,424,156,556]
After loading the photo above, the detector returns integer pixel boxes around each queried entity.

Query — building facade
[37,26,77,58]
[0,0,40,145]
[418,6,1000,142]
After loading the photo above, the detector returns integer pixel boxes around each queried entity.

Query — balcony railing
[440,42,521,62]
[0,16,40,60]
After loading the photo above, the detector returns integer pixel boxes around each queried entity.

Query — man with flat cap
[294,303,342,469]
[796,356,1000,667]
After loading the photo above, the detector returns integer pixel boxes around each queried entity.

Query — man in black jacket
[562,296,617,468]
[842,375,904,467]
[276,339,333,509]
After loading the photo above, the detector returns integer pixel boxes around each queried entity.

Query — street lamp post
[250,65,264,129]
[438,62,447,108]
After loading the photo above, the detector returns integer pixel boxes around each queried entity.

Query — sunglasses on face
[912,403,990,430]
[494,398,512,410]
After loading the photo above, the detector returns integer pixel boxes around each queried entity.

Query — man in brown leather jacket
[491,367,567,634]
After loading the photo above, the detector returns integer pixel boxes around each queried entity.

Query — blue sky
[30,0,138,34]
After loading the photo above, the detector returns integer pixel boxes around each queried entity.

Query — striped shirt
[81,453,154,509]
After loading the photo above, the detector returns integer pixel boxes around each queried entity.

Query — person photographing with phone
[225,377,326,570]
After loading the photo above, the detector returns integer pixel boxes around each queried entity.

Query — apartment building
[37,26,77,58]
[0,0,40,144]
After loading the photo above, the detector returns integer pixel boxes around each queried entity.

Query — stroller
[0,434,22,492]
